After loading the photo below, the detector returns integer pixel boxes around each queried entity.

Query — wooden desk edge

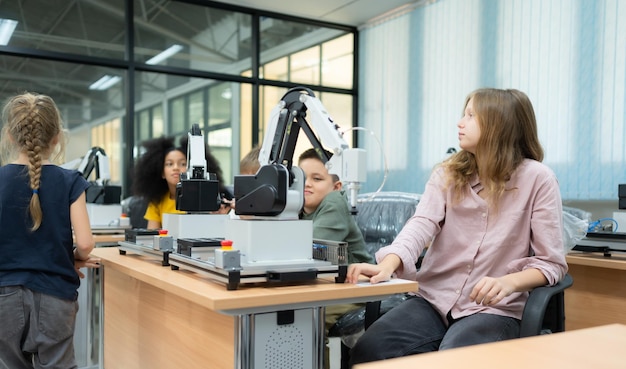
[352,324,626,369]
[91,247,419,314]
[566,252,626,270]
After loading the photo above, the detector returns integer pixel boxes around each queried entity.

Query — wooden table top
[93,233,126,244]
[91,247,419,315]
[353,324,626,369]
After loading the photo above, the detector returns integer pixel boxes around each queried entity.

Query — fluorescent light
[98,75,121,90]
[89,76,110,90]
[89,75,121,90]
[221,88,232,100]
[146,44,184,65]
[0,19,18,46]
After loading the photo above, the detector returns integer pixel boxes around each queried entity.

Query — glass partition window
[169,97,186,135]
[0,55,125,186]
[208,83,232,128]
[137,110,151,142]
[135,105,163,143]
[189,90,205,128]
[321,34,354,89]
[258,17,352,89]
[1,1,357,197]
[1,0,126,59]
[133,0,252,74]
[261,57,288,81]
[291,46,321,85]
[259,85,288,143]
[152,105,164,138]
[239,82,254,159]
[90,118,122,184]
[0,56,125,131]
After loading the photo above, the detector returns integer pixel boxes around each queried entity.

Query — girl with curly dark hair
[132,135,229,229]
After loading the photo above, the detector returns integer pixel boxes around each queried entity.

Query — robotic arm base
[234,164,288,216]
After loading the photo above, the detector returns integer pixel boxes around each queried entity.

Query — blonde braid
[1,93,63,231]
[26,109,44,230]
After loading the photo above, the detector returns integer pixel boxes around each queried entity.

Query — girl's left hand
[75,256,101,278]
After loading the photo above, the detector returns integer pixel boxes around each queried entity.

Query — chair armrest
[519,273,573,337]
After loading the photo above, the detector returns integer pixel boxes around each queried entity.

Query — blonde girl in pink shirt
[346,88,568,366]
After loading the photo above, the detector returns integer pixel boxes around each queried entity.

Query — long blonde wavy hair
[441,88,544,208]
[1,92,66,231]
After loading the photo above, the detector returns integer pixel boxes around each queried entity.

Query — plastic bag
[562,211,588,253]
[331,293,410,348]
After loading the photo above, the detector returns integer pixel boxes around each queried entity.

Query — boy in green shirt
[298,148,374,368]
[298,148,373,264]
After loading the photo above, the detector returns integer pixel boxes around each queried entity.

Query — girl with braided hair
[0,92,100,369]
[132,135,231,229]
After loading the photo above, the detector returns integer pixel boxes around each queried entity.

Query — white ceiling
[212,0,417,27]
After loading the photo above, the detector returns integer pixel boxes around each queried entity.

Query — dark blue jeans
[348,295,520,367]
[0,286,78,369]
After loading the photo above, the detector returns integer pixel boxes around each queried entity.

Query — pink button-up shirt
[376,159,568,321]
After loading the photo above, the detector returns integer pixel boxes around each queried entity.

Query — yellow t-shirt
[144,193,186,224]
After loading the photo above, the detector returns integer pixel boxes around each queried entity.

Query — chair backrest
[355,192,421,257]
[121,196,149,229]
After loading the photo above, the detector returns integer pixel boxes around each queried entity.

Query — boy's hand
[213,198,234,214]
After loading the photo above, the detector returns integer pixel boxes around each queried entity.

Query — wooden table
[353,324,626,368]
[91,247,418,369]
[74,229,126,247]
[565,252,626,330]
[92,233,125,246]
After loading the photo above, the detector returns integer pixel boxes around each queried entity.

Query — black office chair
[120,195,149,229]
[328,191,574,369]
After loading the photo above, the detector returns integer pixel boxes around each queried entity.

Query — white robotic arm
[175,124,222,212]
[184,124,207,180]
[60,147,122,204]
[298,93,367,209]
[74,147,111,185]
[235,87,366,217]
